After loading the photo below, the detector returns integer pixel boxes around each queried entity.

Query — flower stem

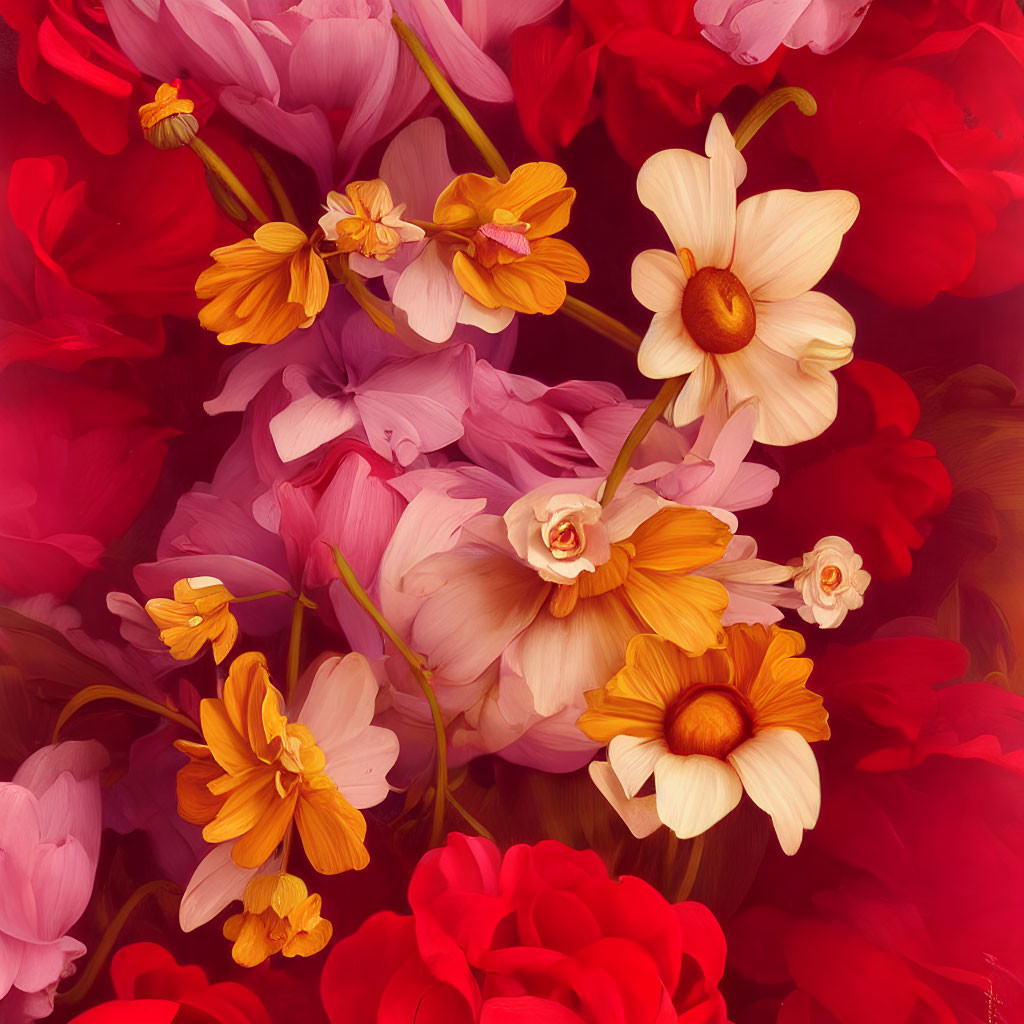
[600,376,686,506]
[391,14,511,182]
[250,147,301,227]
[447,791,495,841]
[732,87,817,152]
[328,255,397,334]
[53,685,201,744]
[330,546,448,848]
[677,832,706,901]
[56,880,180,1006]
[286,599,305,700]
[190,137,270,224]
[560,294,642,353]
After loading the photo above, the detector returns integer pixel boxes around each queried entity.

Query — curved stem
[286,599,305,700]
[190,137,270,224]
[677,833,706,901]
[328,255,397,334]
[54,685,200,744]
[732,86,817,152]
[391,14,510,182]
[250,147,301,226]
[600,376,686,507]
[560,295,642,353]
[447,791,495,842]
[330,546,448,848]
[232,589,289,604]
[56,880,179,1005]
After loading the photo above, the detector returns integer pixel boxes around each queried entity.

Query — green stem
[330,546,448,847]
[250,147,301,227]
[677,833,706,901]
[190,137,270,224]
[391,14,510,182]
[600,376,686,507]
[286,599,304,700]
[56,880,179,1005]
[560,294,642,353]
[732,86,817,152]
[447,791,495,841]
[54,685,200,744]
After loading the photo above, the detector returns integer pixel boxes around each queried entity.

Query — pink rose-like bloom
[102,0,563,188]
[695,0,872,64]
[0,741,108,1021]
[322,832,730,1024]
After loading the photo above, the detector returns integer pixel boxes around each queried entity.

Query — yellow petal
[623,571,727,655]
[628,507,732,574]
[294,784,369,875]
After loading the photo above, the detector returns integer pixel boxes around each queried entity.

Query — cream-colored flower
[793,536,870,628]
[631,113,859,446]
[579,626,829,855]
[318,179,424,260]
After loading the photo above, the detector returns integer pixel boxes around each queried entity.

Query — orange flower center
[665,687,750,758]
[548,519,585,559]
[681,267,756,355]
[820,565,843,593]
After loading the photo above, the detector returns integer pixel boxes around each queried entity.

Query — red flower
[0,0,141,154]
[779,0,1024,305]
[509,0,779,166]
[727,633,1024,1024]
[742,360,952,579]
[321,833,729,1024]
[0,366,173,600]
[68,942,272,1023]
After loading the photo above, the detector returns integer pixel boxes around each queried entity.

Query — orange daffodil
[318,179,425,261]
[145,576,238,663]
[632,113,859,445]
[176,651,398,934]
[197,223,329,347]
[580,625,830,854]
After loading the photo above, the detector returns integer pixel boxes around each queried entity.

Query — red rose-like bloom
[68,942,272,1023]
[727,634,1024,1024]
[0,0,141,154]
[779,0,1024,305]
[321,833,729,1024]
[510,0,779,165]
[743,360,952,579]
[0,366,172,600]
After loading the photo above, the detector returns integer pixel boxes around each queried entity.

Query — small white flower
[793,536,870,628]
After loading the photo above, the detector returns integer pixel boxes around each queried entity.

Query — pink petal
[380,118,456,222]
[270,391,359,463]
[392,241,462,344]
[461,0,565,51]
[179,843,279,932]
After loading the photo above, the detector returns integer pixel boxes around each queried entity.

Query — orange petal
[492,162,568,217]
[523,188,576,239]
[200,699,260,776]
[230,786,299,869]
[623,570,727,656]
[628,507,732,574]
[202,770,277,846]
[527,237,590,284]
[176,758,227,826]
[294,785,369,875]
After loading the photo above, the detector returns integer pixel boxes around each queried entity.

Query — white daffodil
[631,113,859,446]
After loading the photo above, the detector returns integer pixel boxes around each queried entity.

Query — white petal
[608,734,669,798]
[458,295,516,333]
[728,728,821,856]
[637,310,704,380]
[589,761,663,839]
[717,340,840,446]
[753,292,855,361]
[179,842,279,931]
[631,249,686,313]
[636,114,740,269]
[653,753,743,839]
[670,355,721,428]
[733,189,859,302]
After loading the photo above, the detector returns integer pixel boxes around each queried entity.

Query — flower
[177,652,399,931]
[403,482,733,718]
[320,832,731,1023]
[433,162,590,315]
[0,741,108,1019]
[144,576,238,662]
[579,625,829,854]
[138,80,198,149]
[196,223,330,347]
[67,943,273,1024]
[694,0,872,65]
[632,113,859,445]
[318,180,424,260]
[0,0,141,154]
[792,536,870,628]
[0,366,172,600]
[223,873,332,967]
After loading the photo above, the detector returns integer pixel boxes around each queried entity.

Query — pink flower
[102,0,563,188]
[694,0,872,65]
[0,741,108,1019]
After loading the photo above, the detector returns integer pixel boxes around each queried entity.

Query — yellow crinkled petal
[295,784,369,875]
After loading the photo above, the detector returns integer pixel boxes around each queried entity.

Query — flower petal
[179,842,276,932]
[631,249,686,313]
[654,753,743,839]
[753,291,855,361]
[608,734,668,798]
[637,310,703,380]
[588,761,663,839]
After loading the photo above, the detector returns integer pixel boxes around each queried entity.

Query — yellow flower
[145,576,238,663]
[579,624,830,854]
[138,82,199,149]
[223,872,332,967]
[174,652,370,874]
[433,162,589,315]
[319,180,425,260]
[196,223,330,346]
